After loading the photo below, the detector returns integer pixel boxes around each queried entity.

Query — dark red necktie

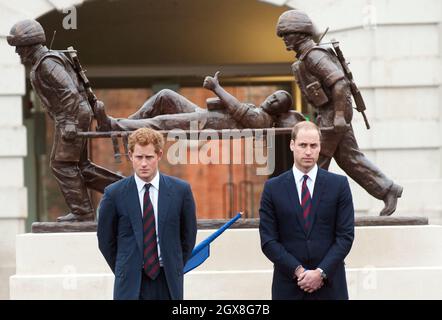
[301,175,312,230]
[143,183,160,279]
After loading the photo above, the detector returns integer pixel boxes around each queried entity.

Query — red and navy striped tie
[143,183,160,279]
[301,175,312,230]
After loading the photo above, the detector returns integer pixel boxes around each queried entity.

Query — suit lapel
[124,176,143,255]
[283,171,306,235]
[306,168,327,238]
[158,174,172,240]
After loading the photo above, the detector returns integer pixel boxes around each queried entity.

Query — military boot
[380,183,403,216]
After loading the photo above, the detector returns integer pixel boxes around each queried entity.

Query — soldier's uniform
[292,40,393,200]
[8,20,123,221]
[106,89,296,131]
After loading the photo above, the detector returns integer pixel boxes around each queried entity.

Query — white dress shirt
[292,164,318,204]
[134,170,162,265]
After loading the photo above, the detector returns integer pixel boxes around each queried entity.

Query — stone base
[354,216,428,226]
[30,216,428,233]
[32,222,98,233]
[0,266,15,300]
[10,225,442,299]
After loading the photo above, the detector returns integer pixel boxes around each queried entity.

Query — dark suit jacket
[97,173,197,300]
[259,168,354,300]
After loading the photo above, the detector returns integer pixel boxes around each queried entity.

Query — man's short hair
[128,128,164,154]
[291,120,321,141]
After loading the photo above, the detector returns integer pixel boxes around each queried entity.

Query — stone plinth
[10,225,442,299]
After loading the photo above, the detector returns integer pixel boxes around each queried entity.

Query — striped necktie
[142,183,160,279]
[301,175,312,230]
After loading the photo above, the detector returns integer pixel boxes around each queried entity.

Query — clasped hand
[297,269,324,293]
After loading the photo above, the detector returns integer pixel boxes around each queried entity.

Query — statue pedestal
[10,225,442,299]
[10,232,114,300]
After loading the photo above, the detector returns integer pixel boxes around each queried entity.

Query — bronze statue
[276,9,402,216]
[8,19,123,222]
[94,71,304,132]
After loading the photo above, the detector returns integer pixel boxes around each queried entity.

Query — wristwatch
[318,268,327,279]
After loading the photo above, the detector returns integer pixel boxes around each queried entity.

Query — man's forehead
[132,151,155,155]
[133,144,157,154]
[296,138,319,144]
[295,129,320,142]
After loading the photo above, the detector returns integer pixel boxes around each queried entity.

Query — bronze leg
[50,159,94,216]
[333,127,393,200]
[128,89,199,119]
[79,153,124,193]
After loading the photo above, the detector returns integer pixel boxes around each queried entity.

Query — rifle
[330,39,371,129]
[64,46,127,161]
[65,46,98,116]
[317,27,329,44]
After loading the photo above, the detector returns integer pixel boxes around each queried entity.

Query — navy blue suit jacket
[97,173,197,300]
[259,168,354,300]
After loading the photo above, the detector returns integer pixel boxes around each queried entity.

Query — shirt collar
[134,170,160,193]
[292,164,318,184]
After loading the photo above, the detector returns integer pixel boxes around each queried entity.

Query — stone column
[0,33,27,300]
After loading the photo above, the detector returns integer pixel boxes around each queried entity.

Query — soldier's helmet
[7,19,46,47]
[276,9,314,37]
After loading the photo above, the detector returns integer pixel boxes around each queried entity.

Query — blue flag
[184,212,242,274]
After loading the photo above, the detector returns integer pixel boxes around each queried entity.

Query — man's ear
[290,139,295,152]
[128,150,133,161]
[157,149,163,161]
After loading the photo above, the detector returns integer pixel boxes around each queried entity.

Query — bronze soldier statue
[8,19,123,222]
[95,71,304,131]
[276,10,402,216]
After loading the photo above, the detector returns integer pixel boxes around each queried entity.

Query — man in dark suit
[259,121,354,300]
[97,128,197,300]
